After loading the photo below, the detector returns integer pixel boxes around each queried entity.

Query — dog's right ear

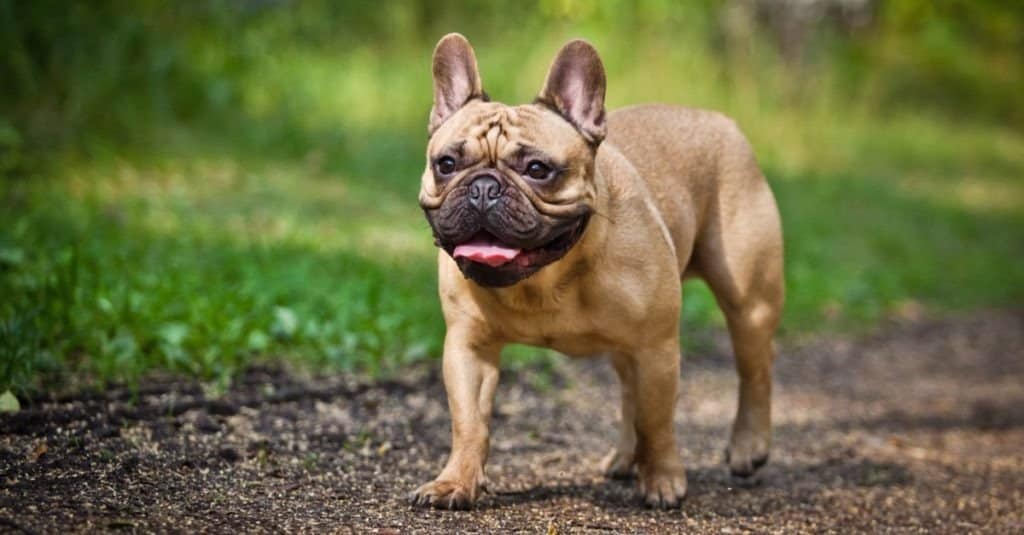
[429,33,485,136]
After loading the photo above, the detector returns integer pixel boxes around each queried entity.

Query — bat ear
[537,39,606,145]
[429,33,485,135]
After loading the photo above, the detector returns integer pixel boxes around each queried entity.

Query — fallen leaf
[30,442,48,462]
[0,390,19,413]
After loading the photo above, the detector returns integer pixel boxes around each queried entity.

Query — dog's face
[419,34,607,287]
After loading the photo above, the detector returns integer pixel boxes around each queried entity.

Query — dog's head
[419,34,606,288]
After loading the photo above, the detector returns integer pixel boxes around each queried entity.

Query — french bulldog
[411,33,784,509]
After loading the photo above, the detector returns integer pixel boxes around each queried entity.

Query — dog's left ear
[430,33,485,136]
[537,39,607,145]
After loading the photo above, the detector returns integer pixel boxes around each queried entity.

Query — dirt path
[2,310,1022,533]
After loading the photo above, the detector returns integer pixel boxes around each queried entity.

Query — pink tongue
[453,239,521,267]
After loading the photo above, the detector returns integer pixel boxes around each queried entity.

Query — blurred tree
[748,0,876,64]
[0,0,1020,174]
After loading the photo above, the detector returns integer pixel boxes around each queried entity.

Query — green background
[1,0,1022,392]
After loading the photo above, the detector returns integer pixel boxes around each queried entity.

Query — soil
[2,309,1023,534]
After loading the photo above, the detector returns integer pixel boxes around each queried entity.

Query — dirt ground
[2,309,1022,533]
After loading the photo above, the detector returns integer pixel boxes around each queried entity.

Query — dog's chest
[490,298,638,357]
[501,317,619,357]
[481,270,663,356]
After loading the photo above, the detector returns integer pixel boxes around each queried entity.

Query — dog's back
[606,104,780,283]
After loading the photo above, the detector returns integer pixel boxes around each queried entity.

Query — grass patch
[1,148,442,391]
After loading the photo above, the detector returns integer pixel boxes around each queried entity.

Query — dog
[411,33,784,509]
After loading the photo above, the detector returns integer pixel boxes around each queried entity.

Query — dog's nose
[468,175,502,211]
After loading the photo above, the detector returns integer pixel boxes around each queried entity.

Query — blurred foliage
[1,0,1022,392]
[1,0,1021,163]
[860,0,1024,123]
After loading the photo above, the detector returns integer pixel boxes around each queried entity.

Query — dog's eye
[525,160,552,180]
[435,156,457,176]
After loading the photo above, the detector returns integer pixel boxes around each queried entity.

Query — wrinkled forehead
[428,101,582,158]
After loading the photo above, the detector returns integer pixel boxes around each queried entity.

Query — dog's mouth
[453,234,524,268]
[443,215,590,287]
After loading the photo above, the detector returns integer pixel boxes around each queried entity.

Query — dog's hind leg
[693,175,784,480]
[719,298,780,479]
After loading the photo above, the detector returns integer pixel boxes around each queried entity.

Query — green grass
[2,2,1023,392]
[1,147,442,390]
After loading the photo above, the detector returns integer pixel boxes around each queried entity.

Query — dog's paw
[725,428,770,480]
[600,447,636,479]
[638,465,687,509]
[408,478,482,510]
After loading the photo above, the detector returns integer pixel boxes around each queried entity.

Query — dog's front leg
[410,325,501,509]
[631,337,688,508]
[601,353,638,478]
